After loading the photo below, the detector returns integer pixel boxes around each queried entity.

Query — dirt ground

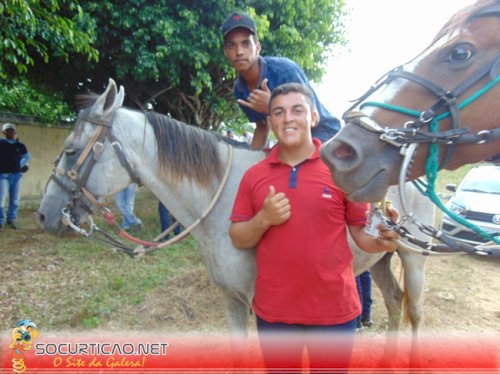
[1,202,499,374]
[1,205,498,337]
[130,249,500,335]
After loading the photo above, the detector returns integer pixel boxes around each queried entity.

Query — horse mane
[146,111,229,186]
[74,93,252,186]
[432,0,499,43]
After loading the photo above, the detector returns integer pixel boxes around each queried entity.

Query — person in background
[229,83,400,372]
[356,270,374,329]
[0,123,30,231]
[221,11,340,149]
[242,128,253,145]
[226,129,234,139]
[159,201,181,239]
[115,183,143,232]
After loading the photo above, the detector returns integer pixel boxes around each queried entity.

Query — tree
[0,0,98,76]
[94,0,346,129]
[1,0,347,129]
[0,0,98,123]
[0,78,75,123]
[45,0,347,129]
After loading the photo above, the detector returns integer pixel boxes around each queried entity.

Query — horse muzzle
[35,205,89,236]
[34,210,68,235]
[320,118,399,202]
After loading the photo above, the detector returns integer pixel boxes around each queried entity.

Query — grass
[0,162,483,333]
[434,164,475,194]
[0,189,206,332]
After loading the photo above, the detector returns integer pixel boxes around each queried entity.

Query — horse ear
[114,85,125,108]
[90,78,120,119]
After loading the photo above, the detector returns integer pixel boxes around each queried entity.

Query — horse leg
[371,252,403,368]
[373,250,427,368]
[399,252,427,368]
[371,252,403,331]
[398,252,426,334]
[220,292,253,370]
[221,292,250,335]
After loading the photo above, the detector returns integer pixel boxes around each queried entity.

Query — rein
[47,107,151,249]
[49,111,121,217]
[128,143,234,257]
[345,54,500,256]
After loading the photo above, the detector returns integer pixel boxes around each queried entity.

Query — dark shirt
[0,139,28,173]
[233,56,341,142]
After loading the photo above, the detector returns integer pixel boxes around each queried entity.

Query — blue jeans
[158,201,180,235]
[0,172,23,224]
[115,183,142,229]
[256,316,357,373]
[356,270,373,323]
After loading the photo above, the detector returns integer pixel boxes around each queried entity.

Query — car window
[461,169,500,194]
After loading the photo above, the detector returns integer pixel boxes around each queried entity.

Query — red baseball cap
[221,12,257,38]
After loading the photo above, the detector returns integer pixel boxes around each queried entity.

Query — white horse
[36,79,433,339]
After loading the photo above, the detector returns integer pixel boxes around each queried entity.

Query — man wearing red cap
[221,11,341,149]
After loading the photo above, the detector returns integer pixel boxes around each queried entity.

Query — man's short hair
[269,83,316,112]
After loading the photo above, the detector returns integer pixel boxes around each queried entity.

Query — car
[440,164,500,245]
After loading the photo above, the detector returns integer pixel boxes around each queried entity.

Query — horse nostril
[335,143,355,160]
[35,212,46,226]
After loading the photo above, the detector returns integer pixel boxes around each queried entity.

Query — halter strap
[359,54,500,169]
[345,52,500,251]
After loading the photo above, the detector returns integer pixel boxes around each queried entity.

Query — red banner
[1,331,497,373]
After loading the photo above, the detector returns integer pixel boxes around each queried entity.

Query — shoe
[361,318,374,328]
[6,220,17,229]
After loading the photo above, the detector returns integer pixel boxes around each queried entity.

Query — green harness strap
[360,75,500,244]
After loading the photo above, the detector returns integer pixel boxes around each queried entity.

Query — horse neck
[111,110,266,231]
[111,109,158,179]
[150,142,265,238]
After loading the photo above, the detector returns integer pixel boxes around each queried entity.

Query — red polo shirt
[230,139,369,325]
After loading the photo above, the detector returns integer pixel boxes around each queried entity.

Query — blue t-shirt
[233,56,340,142]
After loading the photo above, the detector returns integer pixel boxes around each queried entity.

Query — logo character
[9,320,39,373]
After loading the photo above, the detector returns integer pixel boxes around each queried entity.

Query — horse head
[321,0,500,202]
[36,79,133,234]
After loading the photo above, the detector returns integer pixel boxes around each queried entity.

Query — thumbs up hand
[237,78,272,114]
[261,185,291,226]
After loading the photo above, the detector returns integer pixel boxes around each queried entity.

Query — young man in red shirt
[229,83,400,372]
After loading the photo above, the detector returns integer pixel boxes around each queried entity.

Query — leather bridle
[343,53,500,169]
[47,107,140,233]
[343,2,500,167]
[339,6,500,255]
[45,106,235,257]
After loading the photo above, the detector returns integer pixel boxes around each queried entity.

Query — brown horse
[321,0,500,203]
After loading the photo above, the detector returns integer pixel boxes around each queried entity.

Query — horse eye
[449,45,473,63]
